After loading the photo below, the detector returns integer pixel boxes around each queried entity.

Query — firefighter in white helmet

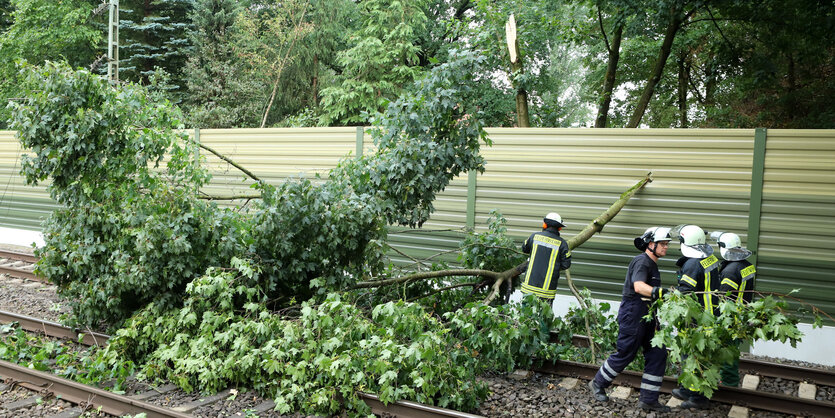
[589,227,672,412]
[712,231,756,388]
[519,212,571,300]
[670,224,718,409]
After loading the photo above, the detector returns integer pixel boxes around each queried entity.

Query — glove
[651,286,663,301]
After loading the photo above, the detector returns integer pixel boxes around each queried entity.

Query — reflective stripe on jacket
[677,255,720,314]
[521,227,571,299]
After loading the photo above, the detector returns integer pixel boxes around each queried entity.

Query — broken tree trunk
[351,173,653,304]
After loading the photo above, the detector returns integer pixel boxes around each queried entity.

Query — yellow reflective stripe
[704,271,713,313]
[565,250,571,258]
[700,255,718,269]
[523,244,538,284]
[737,280,747,304]
[681,275,697,287]
[521,283,556,298]
[542,248,558,291]
[722,278,739,290]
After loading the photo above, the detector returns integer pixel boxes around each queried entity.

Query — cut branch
[483,172,653,304]
[197,194,262,200]
[198,143,261,182]
[351,173,652,306]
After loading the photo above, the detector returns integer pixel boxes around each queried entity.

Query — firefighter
[588,227,672,412]
[712,231,756,387]
[520,212,571,300]
[671,224,718,409]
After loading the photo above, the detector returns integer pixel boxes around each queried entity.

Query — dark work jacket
[718,260,756,304]
[618,253,663,334]
[520,227,571,299]
[677,255,721,315]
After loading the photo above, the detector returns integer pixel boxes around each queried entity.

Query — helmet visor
[720,246,752,261]
[681,243,714,258]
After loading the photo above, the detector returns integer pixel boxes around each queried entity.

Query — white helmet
[709,231,752,261]
[634,226,672,251]
[672,224,714,258]
[543,212,565,228]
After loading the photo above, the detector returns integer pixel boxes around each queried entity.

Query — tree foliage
[11,49,489,326]
[0,0,101,127]
[652,290,810,397]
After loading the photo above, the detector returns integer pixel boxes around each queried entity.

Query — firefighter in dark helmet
[589,227,672,412]
[520,212,571,300]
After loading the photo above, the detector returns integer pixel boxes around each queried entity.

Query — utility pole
[107,0,119,82]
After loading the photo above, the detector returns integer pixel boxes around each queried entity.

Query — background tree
[119,0,194,101]
[319,0,430,125]
[181,0,265,128]
[0,0,101,128]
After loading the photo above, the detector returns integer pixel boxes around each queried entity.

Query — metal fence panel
[0,131,58,230]
[758,130,835,317]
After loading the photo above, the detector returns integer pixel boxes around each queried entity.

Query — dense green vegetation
[3,1,828,415]
[1,0,832,129]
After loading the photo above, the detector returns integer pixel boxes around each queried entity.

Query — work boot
[638,401,671,412]
[588,380,609,402]
[671,387,694,401]
[680,397,710,410]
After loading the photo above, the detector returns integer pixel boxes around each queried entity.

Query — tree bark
[510,41,530,127]
[626,11,684,128]
[677,50,689,128]
[198,143,261,182]
[595,22,623,128]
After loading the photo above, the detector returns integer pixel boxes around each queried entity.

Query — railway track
[0,308,482,417]
[2,253,833,416]
[0,249,41,282]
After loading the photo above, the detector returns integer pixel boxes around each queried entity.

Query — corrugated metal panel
[0,131,58,230]
[474,128,756,301]
[758,130,835,317]
[197,128,359,206]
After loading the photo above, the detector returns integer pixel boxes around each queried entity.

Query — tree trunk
[626,12,684,128]
[510,41,530,127]
[595,23,623,128]
[312,54,319,107]
[677,51,688,128]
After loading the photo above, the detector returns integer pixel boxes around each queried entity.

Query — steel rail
[0,359,191,418]
[359,393,484,418]
[0,249,45,282]
[567,333,835,387]
[0,310,109,347]
[0,249,38,264]
[0,309,484,417]
[535,359,835,417]
[739,357,835,387]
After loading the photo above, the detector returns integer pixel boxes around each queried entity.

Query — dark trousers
[719,340,742,387]
[593,299,667,404]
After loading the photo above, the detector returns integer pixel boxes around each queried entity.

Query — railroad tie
[609,386,631,400]
[2,395,42,411]
[509,369,532,381]
[728,405,749,418]
[44,407,84,418]
[171,388,233,413]
[797,382,816,400]
[741,374,760,390]
[666,396,683,408]
[129,382,179,401]
[250,399,276,414]
[557,377,578,390]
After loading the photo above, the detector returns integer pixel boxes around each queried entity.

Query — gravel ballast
[0,268,831,417]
